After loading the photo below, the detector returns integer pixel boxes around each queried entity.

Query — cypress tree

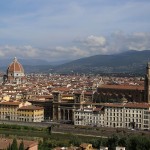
[19,140,24,150]
[11,138,18,150]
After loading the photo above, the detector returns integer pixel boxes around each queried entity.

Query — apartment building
[18,105,44,122]
[124,103,150,130]
[104,103,124,128]
[0,101,44,122]
[74,103,150,130]
[74,106,105,127]
[0,101,30,121]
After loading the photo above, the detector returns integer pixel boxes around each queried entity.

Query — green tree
[107,134,118,150]
[90,138,101,148]
[19,141,24,150]
[11,138,18,150]
[132,136,150,150]
[69,135,81,146]
[118,137,126,147]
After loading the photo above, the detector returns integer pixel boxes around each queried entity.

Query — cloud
[110,31,150,52]
[0,0,150,48]
[0,32,150,61]
[82,35,106,47]
[0,45,39,58]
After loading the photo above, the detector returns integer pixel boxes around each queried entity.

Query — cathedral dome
[7,57,24,74]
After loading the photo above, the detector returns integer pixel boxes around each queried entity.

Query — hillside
[53,50,150,74]
[0,50,150,74]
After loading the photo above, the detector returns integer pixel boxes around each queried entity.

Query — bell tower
[145,62,150,103]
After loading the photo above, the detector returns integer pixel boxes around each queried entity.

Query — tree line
[38,134,150,150]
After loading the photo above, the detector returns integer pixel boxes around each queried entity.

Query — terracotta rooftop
[104,102,150,109]
[7,57,24,73]
[125,102,150,108]
[0,101,21,106]
[0,138,38,150]
[104,103,124,108]
[99,85,144,90]
[18,105,43,110]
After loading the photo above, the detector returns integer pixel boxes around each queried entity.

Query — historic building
[0,101,31,121]
[93,85,145,103]
[145,62,150,104]
[74,106,104,126]
[52,62,150,127]
[93,62,150,103]
[74,103,150,130]
[28,98,53,120]
[0,101,44,122]
[18,105,44,122]
[52,91,92,123]
[4,57,26,84]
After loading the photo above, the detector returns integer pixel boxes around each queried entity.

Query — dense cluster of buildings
[0,57,149,130]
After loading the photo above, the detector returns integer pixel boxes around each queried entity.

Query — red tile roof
[18,105,43,110]
[99,85,144,90]
[125,102,150,108]
[0,101,21,106]
[0,138,38,150]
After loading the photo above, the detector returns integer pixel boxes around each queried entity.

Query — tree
[118,137,127,147]
[69,135,81,146]
[48,126,52,135]
[11,138,18,150]
[19,140,24,150]
[127,136,138,150]
[90,138,101,148]
[107,134,118,150]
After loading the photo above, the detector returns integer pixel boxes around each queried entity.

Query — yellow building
[0,95,11,101]
[0,101,37,122]
[0,101,22,120]
[18,105,44,122]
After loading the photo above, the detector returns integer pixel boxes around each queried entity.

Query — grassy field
[0,124,100,142]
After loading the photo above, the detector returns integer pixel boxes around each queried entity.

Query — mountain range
[0,50,150,74]
[53,50,150,74]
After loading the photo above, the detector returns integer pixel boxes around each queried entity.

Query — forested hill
[1,50,150,74]
[53,50,150,74]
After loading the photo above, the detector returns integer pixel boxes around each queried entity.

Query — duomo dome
[7,57,24,75]
[5,57,26,84]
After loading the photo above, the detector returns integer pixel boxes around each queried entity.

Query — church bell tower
[145,62,150,103]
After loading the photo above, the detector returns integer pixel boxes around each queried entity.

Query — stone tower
[145,62,150,103]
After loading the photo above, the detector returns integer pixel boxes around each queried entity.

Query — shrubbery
[0,124,45,131]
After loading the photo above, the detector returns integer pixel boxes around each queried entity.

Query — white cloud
[82,35,106,47]
[0,32,150,61]
[109,31,150,52]
[0,45,39,58]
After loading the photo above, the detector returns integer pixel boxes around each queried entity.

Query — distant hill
[0,50,150,74]
[53,50,150,74]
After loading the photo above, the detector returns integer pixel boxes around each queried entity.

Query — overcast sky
[0,0,150,61]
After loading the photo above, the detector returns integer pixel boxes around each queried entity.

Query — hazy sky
[0,0,150,61]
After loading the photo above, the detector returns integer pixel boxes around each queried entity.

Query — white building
[74,106,104,127]
[74,103,150,130]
